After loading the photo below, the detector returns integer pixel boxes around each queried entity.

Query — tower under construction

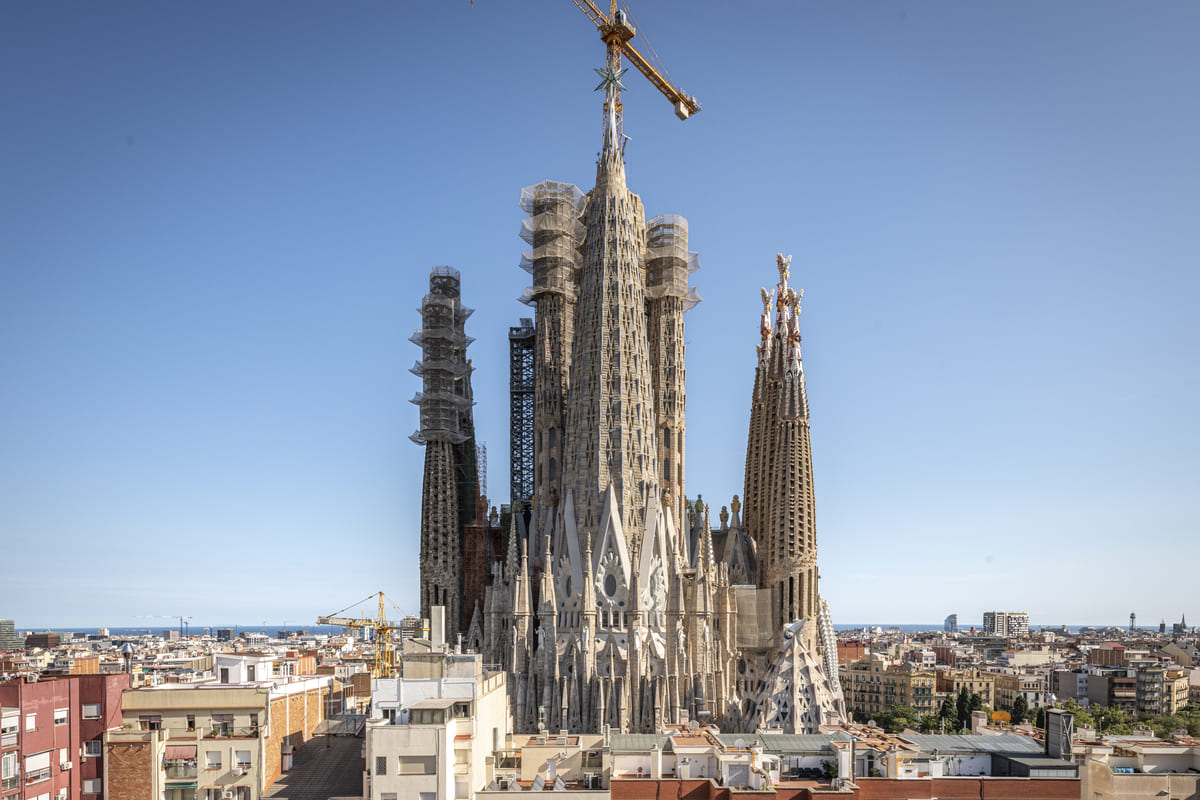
[410,266,479,639]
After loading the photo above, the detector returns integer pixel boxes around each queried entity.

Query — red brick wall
[611,780,814,800]
[855,777,1079,800]
[263,685,329,789]
[106,739,155,800]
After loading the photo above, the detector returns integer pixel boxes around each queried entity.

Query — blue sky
[2,1,1196,630]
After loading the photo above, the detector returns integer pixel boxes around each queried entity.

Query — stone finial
[694,494,704,515]
[760,288,774,341]
[719,505,729,528]
[730,494,741,515]
[662,485,672,505]
[776,253,792,285]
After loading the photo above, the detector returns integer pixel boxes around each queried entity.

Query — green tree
[956,686,971,729]
[1095,705,1132,736]
[1012,695,1029,725]
[918,713,941,733]
[969,692,985,715]
[1062,699,1095,729]
[874,705,921,734]
[1033,706,1045,728]
[940,696,958,732]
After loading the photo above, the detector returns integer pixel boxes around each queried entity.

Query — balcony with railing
[164,761,198,780]
[2,775,18,791]
[26,767,51,785]
[203,726,260,739]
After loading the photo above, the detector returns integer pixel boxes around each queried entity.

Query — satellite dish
[734,738,747,749]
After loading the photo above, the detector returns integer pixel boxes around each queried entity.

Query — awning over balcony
[165,744,197,759]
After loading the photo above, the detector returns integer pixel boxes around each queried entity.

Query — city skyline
[2,1,1198,626]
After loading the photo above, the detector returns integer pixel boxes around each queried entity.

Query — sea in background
[19,623,1123,637]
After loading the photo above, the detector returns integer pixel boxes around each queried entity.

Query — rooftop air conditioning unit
[233,768,246,775]
[60,761,72,770]
[222,792,233,800]
[496,777,510,790]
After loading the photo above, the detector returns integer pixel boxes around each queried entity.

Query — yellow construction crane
[568,0,701,141]
[317,591,406,678]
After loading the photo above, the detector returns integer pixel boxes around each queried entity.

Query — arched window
[549,458,557,480]
[663,460,670,480]
[548,428,557,449]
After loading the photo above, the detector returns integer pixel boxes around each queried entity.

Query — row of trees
[853,687,993,735]
[1058,699,1200,738]
[853,695,1200,739]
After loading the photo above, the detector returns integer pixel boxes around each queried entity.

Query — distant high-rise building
[0,619,20,651]
[982,611,1029,638]
[23,632,61,650]
[945,614,958,633]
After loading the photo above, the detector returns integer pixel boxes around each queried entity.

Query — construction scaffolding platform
[509,317,535,507]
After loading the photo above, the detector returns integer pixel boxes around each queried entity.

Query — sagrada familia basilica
[411,77,846,734]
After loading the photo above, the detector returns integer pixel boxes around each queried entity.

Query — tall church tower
[743,255,821,651]
[411,267,478,639]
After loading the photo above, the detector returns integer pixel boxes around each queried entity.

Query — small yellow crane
[569,0,701,141]
[317,591,406,678]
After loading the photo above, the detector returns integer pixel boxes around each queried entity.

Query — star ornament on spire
[594,67,628,95]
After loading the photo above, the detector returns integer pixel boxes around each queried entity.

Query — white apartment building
[982,612,1030,639]
[365,648,509,800]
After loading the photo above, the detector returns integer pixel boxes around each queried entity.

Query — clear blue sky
[2,1,1197,630]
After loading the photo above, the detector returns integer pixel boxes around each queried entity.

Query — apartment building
[935,669,995,709]
[0,673,130,800]
[112,654,337,800]
[365,647,510,800]
[981,612,1029,639]
[840,657,937,719]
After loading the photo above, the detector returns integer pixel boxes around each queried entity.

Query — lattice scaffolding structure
[409,266,475,445]
[410,265,478,638]
[509,317,535,508]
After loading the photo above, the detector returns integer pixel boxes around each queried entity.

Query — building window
[82,704,100,720]
[139,715,162,731]
[375,756,387,776]
[205,789,222,800]
[187,715,196,732]
[2,752,17,789]
[24,751,52,785]
[82,779,102,795]
[234,751,251,770]
[453,703,470,718]
[53,709,67,726]
[83,741,101,758]
[205,751,221,770]
[24,714,35,732]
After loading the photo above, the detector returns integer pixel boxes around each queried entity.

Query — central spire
[594,66,627,156]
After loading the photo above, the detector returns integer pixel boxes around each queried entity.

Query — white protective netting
[644,215,702,310]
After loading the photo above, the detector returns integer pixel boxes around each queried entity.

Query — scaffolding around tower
[644,214,703,311]
[410,266,475,445]
[518,181,586,304]
[509,318,535,509]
